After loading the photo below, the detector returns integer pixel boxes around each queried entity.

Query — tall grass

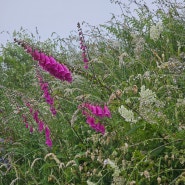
[0,0,185,184]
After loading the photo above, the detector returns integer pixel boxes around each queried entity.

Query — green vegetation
[0,0,185,184]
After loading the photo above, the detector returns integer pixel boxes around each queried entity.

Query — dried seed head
[93,168,97,175]
[157,176,161,184]
[132,85,138,94]
[143,170,150,179]
[171,154,175,161]
[79,165,83,172]
[129,180,136,185]
[115,89,122,97]
[164,154,168,161]
[91,153,95,161]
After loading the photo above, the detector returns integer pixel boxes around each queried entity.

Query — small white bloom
[118,105,137,123]
[118,52,128,67]
[103,159,108,166]
[87,180,96,185]
[106,158,117,169]
[150,22,163,41]
[139,85,156,105]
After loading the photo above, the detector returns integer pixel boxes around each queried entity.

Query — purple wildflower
[45,125,51,139]
[86,116,105,134]
[77,22,89,69]
[37,72,57,116]
[33,110,39,124]
[95,122,105,135]
[45,137,52,148]
[22,114,30,130]
[86,116,96,129]
[96,106,104,117]
[30,125,33,133]
[50,106,57,116]
[14,39,73,83]
[103,105,111,118]
[82,103,111,118]
[38,120,44,132]
[25,122,29,128]
[79,102,112,135]
[34,50,72,82]
[45,125,52,148]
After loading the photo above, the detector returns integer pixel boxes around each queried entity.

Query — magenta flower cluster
[45,125,52,148]
[79,103,111,135]
[37,72,57,116]
[26,103,45,133]
[22,114,33,133]
[77,22,89,69]
[14,39,72,83]
[82,103,111,118]
[25,102,52,147]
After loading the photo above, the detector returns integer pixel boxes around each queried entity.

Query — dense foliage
[1,0,185,184]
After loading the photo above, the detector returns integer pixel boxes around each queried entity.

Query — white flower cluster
[150,22,163,41]
[118,52,128,67]
[139,85,156,105]
[87,180,96,185]
[176,98,185,107]
[139,85,165,123]
[134,37,145,58]
[118,105,137,123]
[131,33,145,58]
[105,158,126,185]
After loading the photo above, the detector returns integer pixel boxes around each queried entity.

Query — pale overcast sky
[0,0,122,45]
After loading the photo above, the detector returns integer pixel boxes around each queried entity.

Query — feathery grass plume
[30,158,42,169]
[104,158,122,183]
[77,22,89,69]
[44,153,65,169]
[14,38,72,83]
[87,180,96,185]
[10,178,19,185]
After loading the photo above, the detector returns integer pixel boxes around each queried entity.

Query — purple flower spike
[45,137,52,148]
[79,102,112,134]
[45,125,52,147]
[91,105,97,115]
[33,50,40,60]
[50,106,57,116]
[39,52,46,64]
[45,125,51,139]
[30,125,33,133]
[25,123,29,128]
[96,106,103,117]
[38,121,44,132]
[25,46,33,54]
[104,105,111,118]
[95,122,105,135]
[37,73,57,115]
[86,116,96,129]
[33,111,39,124]
[14,39,73,83]
[77,22,89,69]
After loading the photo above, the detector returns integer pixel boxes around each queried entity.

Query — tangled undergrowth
[0,0,185,184]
